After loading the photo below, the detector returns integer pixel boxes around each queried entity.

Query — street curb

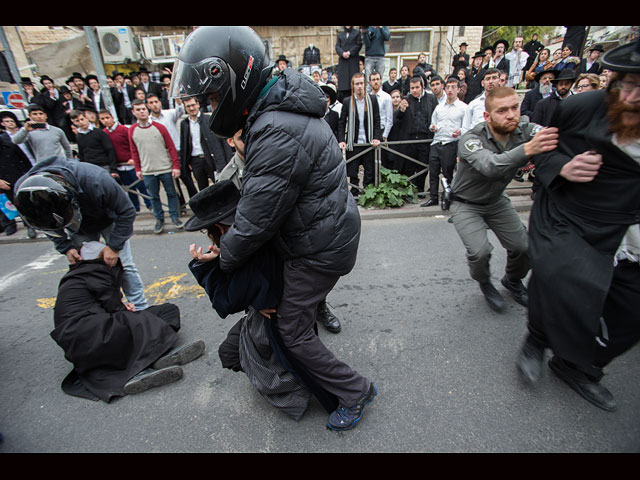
[0,194,533,245]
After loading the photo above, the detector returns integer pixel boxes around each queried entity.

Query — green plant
[358,167,417,209]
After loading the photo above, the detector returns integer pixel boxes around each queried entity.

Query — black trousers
[190,155,216,191]
[346,145,375,192]
[527,259,640,379]
[274,259,369,406]
[428,141,458,200]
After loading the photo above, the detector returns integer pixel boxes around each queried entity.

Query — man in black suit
[112,70,136,125]
[179,97,234,191]
[452,42,470,76]
[321,83,340,138]
[335,26,363,103]
[464,51,487,103]
[578,44,605,75]
[136,67,164,98]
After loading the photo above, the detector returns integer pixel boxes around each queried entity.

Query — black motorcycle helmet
[14,173,81,237]
[169,26,273,138]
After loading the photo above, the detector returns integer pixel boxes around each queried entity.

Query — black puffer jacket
[219,69,361,277]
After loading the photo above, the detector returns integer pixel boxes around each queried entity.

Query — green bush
[358,167,417,209]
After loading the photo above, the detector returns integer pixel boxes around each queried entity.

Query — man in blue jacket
[362,26,390,84]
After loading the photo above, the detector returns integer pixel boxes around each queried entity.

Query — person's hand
[125,302,136,312]
[172,168,181,179]
[127,159,134,165]
[430,124,438,132]
[399,99,408,112]
[559,151,603,182]
[136,171,144,181]
[99,245,120,267]
[65,248,83,264]
[338,142,346,150]
[189,243,220,262]
[259,308,276,319]
[524,127,559,157]
[452,129,461,138]
[342,51,350,59]
[0,179,10,190]
[371,139,380,147]
[111,173,119,178]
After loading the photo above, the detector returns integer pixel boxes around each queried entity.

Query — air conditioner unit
[96,26,141,64]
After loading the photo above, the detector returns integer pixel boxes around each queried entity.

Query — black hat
[160,73,171,82]
[40,75,54,84]
[535,69,559,83]
[20,77,33,85]
[459,42,468,47]
[184,180,241,232]
[482,45,494,54]
[493,39,509,52]
[85,74,98,83]
[601,39,640,73]
[472,51,485,59]
[277,54,289,63]
[551,68,578,83]
[0,110,20,124]
[589,44,605,53]
[59,85,71,94]
[71,72,85,80]
[320,83,337,104]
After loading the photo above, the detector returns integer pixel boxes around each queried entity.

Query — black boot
[479,281,506,312]
[317,299,341,333]
[516,334,545,384]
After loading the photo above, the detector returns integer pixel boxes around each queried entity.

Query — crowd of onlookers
[0,28,615,237]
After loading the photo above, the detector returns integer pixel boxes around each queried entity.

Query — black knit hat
[184,180,241,231]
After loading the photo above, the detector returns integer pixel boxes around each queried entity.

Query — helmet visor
[16,186,80,237]
[169,57,230,101]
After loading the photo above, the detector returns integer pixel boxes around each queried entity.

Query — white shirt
[463,91,486,131]
[150,104,185,150]
[372,88,393,138]
[355,96,367,144]
[505,49,529,87]
[430,98,469,145]
[188,114,204,156]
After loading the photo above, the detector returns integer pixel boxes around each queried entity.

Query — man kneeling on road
[448,86,558,312]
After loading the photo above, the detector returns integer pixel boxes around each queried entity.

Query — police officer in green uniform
[449,86,559,312]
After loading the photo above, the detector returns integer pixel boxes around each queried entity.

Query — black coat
[520,87,544,119]
[189,246,338,414]
[393,91,439,139]
[464,67,485,104]
[531,91,567,127]
[0,133,32,191]
[179,113,234,172]
[51,260,179,402]
[323,109,340,139]
[220,69,361,278]
[577,58,603,75]
[335,28,362,93]
[529,90,640,376]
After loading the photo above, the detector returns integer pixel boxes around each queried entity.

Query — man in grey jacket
[171,26,376,431]
[450,86,558,312]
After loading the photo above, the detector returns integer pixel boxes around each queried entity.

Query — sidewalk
[0,181,533,245]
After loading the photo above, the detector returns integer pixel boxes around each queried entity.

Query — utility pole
[0,27,28,104]
[83,26,117,119]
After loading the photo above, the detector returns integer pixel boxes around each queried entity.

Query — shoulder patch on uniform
[464,138,484,153]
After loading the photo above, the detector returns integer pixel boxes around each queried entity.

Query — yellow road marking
[37,273,206,309]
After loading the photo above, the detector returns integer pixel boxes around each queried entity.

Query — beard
[539,83,552,96]
[607,90,640,144]
[490,119,519,136]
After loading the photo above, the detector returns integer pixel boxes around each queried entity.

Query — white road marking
[0,250,61,293]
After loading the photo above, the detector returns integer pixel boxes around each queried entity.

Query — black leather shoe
[317,300,341,333]
[501,275,528,307]
[4,223,17,236]
[479,281,506,312]
[153,340,205,370]
[548,356,617,412]
[516,336,545,384]
[420,198,439,207]
[123,366,183,395]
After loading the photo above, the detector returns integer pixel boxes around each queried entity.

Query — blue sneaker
[327,382,378,431]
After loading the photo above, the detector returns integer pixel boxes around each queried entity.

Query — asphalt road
[0,214,638,453]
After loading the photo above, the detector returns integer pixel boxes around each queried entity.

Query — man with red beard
[516,40,640,412]
[449,86,559,312]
